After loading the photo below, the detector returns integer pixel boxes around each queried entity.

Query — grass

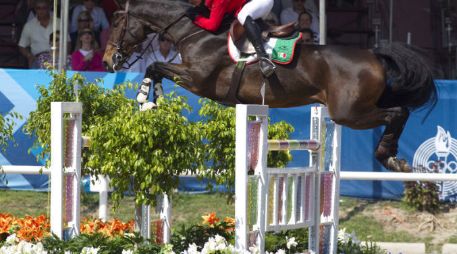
[0,190,234,229]
[0,189,441,249]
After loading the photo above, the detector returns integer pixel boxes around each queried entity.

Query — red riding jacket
[194,0,246,32]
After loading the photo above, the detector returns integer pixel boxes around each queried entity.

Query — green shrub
[403,181,441,213]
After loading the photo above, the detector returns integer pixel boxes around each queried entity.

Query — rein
[112,0,199,69]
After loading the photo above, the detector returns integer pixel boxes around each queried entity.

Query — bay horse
[102,0,437,172]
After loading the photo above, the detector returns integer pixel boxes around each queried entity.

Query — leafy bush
[403,181,441,213]
[265,228,308,253]
[23,70,133,169]
[41,233,161,254]
[198,99,293,194]
[0,112,21,153]
[87,93,204,206]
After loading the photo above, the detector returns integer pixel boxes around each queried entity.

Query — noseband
[110,0,187,69]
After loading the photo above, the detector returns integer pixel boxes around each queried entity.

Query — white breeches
[237,0,274,25]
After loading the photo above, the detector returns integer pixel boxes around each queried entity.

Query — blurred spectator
[300,28,314,44]
[143,34,182,68]
[298,11,312,30]
[280,0,319,40]
[37,31,72,69]
[70,0,109,34]
[100,0,120,23]
[70,11,100,52]
[71,28,104,71]
[18,0,59,68]
[122,33,158,73]
[298,11,318,43]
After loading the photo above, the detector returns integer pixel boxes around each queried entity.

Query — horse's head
[103,7,148,72]
[103,0,191,72]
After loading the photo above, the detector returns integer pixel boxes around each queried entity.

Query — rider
[187,0,276,77]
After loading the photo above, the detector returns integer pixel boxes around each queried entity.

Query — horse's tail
[373,42,438,111]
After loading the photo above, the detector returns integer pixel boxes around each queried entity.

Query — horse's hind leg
[374,107,411,172]
[331,105,410,172]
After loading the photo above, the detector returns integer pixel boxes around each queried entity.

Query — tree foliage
[25,71,294,207]
[198,99,293,192]
[23,71,132,168]
[87,94,204,205]
[0,112,21,153]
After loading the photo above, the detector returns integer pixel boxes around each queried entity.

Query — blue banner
[1,68,456,200]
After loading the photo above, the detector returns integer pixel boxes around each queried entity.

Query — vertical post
[235,104,269,252]
[50,103,64,239]
[308,106,322,253]
[59,0,69,71]
[50,102,82,240]
[319,0,327,45]
[328,119,342,254]
[255,111,268,253]
[71,108,82,237]
[98,175,109,221]
[161,194,172,243]
[235,105,250,251]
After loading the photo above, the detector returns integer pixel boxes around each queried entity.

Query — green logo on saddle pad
[271,32,302,64]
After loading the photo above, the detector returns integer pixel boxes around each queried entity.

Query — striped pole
[268,140,320,151]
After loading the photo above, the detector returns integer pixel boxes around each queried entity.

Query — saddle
[229,20,297,54]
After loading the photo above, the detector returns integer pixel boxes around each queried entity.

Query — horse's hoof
[140,102,157,111]
[386,157,412,172]
[137,78,152,103]
[399,159,412,173]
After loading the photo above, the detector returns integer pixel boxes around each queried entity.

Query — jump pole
[235,104,341,254]
[50,102,82,239]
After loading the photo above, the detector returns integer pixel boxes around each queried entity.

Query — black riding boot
[243,16,275,77]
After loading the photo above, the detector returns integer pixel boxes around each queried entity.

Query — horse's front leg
[145,62,193,103]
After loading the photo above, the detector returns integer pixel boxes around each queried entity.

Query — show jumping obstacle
[235,104,342,254]
[50,102,83,239]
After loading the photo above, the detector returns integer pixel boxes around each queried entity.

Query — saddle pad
[228,32,302,65]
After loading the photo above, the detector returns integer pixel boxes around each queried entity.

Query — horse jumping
[102,0,437,172]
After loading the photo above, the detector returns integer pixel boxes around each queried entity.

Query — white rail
[341,171,457,182]
[1,165,50,175]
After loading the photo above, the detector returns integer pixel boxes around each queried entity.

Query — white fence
[235,104,342,254]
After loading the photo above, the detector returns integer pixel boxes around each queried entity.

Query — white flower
[337,228,350,243]
[199,235,235,254]
[349,231,360,245]
[275,249,286,254]
[122,249,134,254]
[81,246,100,254]
[286,237,297,249]
[0,240,47,254]
[248,245,259,254]
[124,233,135,238]
[5,234,17,246]
[184,243,200,254]
[337,228,347,241]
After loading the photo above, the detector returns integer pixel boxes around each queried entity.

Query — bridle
[109,0,190,70]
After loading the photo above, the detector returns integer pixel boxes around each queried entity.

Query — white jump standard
[235,104,342,254]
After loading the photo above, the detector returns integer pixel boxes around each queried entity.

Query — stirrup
[136,78,152,103]
[259,57,276,78]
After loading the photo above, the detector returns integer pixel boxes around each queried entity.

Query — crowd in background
[17,0,320,72]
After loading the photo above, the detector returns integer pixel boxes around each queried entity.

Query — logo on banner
[413,126,457,201]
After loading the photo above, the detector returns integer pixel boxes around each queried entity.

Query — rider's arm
[193,0,230,32]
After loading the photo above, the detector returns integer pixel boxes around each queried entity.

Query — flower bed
[0,213,385,253]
